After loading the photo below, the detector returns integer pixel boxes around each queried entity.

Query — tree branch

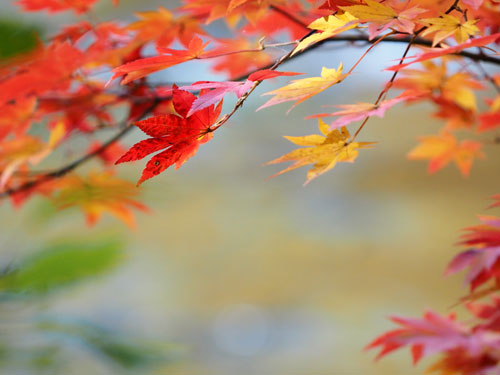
[0,102,159,199]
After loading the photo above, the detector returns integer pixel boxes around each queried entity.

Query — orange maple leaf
[109,36,209,85]
[52,171,148,228]
[207,37,274,79]
[408,132,485,176]
[129,6,205,48]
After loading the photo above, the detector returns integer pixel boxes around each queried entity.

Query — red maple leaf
[367,310,500,364]
[0,42,84,107]
[116,87,222,185]
[446,214,500,291]
[109,36,209,85]
[17,0,99,14]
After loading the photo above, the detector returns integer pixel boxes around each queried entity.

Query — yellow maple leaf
[340,0,425,39]
[394,59,482,110]
[258,63,345,113]
[442,71,482,110]
[408,132,484,176]
[292,12,358,55]
[52,171,148,228]
[266,118,375,184]
[421,14,479,46]
[340,0,396,22]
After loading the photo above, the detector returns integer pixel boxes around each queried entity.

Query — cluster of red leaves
[1,0,500,226]
[368,199,500,374]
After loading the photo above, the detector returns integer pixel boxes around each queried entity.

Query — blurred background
[1,1,500,374]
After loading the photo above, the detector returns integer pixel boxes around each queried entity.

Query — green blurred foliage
[0,240,123,296]
[0,239,176,374]
[39,319,176,369]
[0,19,41,59]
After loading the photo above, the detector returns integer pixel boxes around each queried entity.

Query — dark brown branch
[318,35,500,66]
[0,102,159,199]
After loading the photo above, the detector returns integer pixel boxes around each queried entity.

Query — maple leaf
[52,171,148,228]
[307,94,413,128]
[393,60,448,95]
[479,112,500,132]
[0,42,84,107]
[89,141,127,166]
[292,12,358,55]
[266,118,375,184]
[318,0,359,12]
[37,85,118,133]
[258,63,346,112]
[420,14,480,46]
[340,0,397,23]
[393,60,483,111]
[241,2,310,40]
[432,97,476,131]
[128,6,205,48]
[116,88,222,185]
[52,21,93,43]
[180,70,302,116]
[441,71,483,111]
[408,132,484,176]
[478,96,500,132]
[367,310,500,365]
[340,0,425,39]
[206,37,274,79]
[446,214,500,291]
[0,121,65,189]
[17,0,99,14]
[466,295,500,324]
[386,33,500,71]
[0,97,37,141]
[183,0,285,26]
[109,36,209,85]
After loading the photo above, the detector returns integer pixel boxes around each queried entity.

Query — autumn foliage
[2,0,500,372]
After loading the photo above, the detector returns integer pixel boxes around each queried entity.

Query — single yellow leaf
[421,14,479,46]
[267,119,375,184]
[258,63,346,113]
[292,12,358,55]
[340,0,396,22]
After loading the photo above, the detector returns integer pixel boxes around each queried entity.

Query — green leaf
[38,320,177,368]
[0,240,123,295]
